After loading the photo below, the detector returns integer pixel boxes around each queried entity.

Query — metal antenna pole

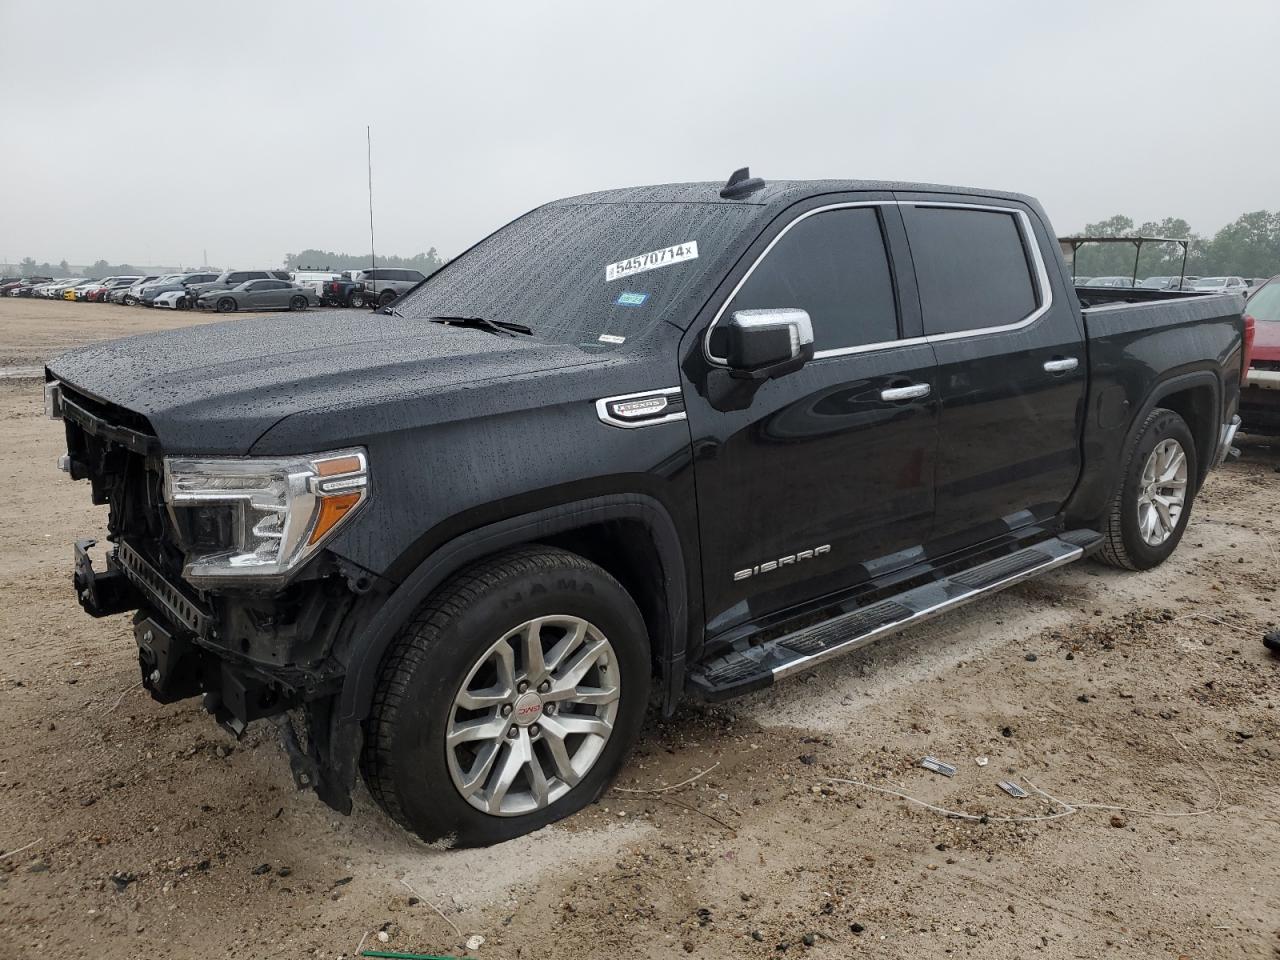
[367,125,377,278]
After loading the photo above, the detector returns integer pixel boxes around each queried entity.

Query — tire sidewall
[1116,410,1198,567]
[383,560,650,846]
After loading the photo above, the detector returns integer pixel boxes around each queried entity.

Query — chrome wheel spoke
[560,683,620,707]
[458,739,503,798]
[539,718,582,787]
[447,714,508,748]
[544,713,611,738]
[544,620,586,673]
[549,637,608,695]
[1136,438,1188,546]
[485,736,528,812]
[520,618,546,683]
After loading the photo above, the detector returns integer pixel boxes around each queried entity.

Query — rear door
[683,198,941,636]
[896,194,1086,548]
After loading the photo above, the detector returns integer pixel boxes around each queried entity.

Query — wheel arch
[1141,371,1221,487]
[335,493,689,725]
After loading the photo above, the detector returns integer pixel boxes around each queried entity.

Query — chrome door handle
[880,383,932,402]
[1043,357,1079,373]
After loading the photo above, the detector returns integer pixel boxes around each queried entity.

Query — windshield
[1196,278,1226,287]
[394,201,758,347]
[1248,281,1280,322]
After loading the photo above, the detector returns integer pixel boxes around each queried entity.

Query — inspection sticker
[615,291,648,307]
[606,241,698,282]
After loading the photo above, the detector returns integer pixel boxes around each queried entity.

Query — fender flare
[335,492,689,723]
[1132,369,1223,485]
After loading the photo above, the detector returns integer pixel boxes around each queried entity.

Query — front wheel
[361,546,650,847]
[289,295,308,311]
[346,291,365,309]
[1097,408,1198,570]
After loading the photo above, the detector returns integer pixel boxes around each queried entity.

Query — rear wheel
[377,290,397,309]
[216,297,236,313]
[361,546,649,847]
[346,291,365,309]
[1097,408,1198,570]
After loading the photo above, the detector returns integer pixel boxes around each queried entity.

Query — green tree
[1203,211,1280,277]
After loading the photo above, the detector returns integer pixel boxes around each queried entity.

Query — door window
[902,206,1039,336]
[723,207,899,352]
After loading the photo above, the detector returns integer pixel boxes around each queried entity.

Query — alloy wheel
[1136,438,1188,546]
[445,616,620,817]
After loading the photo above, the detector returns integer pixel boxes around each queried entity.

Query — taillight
[1241,314,1256,385]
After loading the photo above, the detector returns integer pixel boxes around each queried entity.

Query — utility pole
[367,125,377,277]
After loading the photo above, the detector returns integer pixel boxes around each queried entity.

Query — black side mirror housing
[716,308,815,381]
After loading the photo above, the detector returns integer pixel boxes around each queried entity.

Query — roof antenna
[719,166,765,200]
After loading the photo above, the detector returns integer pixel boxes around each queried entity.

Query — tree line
[1070,210,1280,279]
[283,248,445,275]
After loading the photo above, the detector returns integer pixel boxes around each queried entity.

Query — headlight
[164,448,369,586]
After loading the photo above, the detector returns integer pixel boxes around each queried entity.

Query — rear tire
[216,297,236,313]
[1097,408,1198,570]
[347,291,365,309]
[377,290,396,309]
[361,546,650,848]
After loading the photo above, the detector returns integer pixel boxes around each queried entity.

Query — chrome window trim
[702,199,1053,366]
[595,386,687,429]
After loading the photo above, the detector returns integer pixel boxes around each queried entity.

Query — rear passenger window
[726,207,898,352]
[902,207,1038,336]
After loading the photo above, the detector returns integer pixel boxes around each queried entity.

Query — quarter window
[902,206,1039,336]
[724,207,899,352]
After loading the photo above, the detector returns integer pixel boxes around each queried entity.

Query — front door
[683,199,940,637]
[895,195,1087,548]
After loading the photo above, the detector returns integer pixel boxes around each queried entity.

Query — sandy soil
[0,297,1277,960]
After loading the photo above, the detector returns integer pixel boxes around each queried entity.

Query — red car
[1241,276,1280,434]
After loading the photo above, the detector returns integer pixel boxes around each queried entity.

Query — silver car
[195,278,320,313]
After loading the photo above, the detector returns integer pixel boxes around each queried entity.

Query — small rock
[110,871,136,892]
[752,930,765,942]
[1024,653,1038,662]
[1065,652,1075,660]
[1000,726,1014,738]
[802,932,817,947]
[376,930,390,944]
[850,922,865,934]
[251,863,271,876]
[798,754,817,766]
[466,934,485,950]
[277,866,292,877]
[28,858,50,873]
[80,797,96,807]
[1109,815,1127,828]
[1077,694,1090,703]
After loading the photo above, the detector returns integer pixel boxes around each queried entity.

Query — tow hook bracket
[73,539,141,618]
[274,715,321,790]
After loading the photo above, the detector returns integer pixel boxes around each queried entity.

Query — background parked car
[152,289,193,310]
[1240,276,1280,434]
[186,269,291,300]
[358,267,426,308]
[138,272,220,306]
[321,270,367,307]
[195,278,319,313]
[44,278,88,298]
[112,276,162,305]
[4,277,52,296]
[1136,276,1181,290]
[289,270,341,300]
[1192,276,1249,295]
[93,276,143,302]
[1085,276,1134,287]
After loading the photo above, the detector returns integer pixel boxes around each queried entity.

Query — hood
[47,311,596,455]
[1253,318,1280,362]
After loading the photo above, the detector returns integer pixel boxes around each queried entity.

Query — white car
[1192,276,1249,295]
[290,270,341,299]
[152,289,190,310]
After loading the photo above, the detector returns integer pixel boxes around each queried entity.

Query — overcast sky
[2,0,1276,268]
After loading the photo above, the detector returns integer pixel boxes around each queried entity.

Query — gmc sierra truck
[46,170,1247,848]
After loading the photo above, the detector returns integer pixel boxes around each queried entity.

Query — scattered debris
[998,780,1029,799]
[251,863,272,876]
[1024,653,1038,662]
[466,934,486,950]
[975,757,989,767]
[1110,815,1128,828]
[920,757,957,777]
[398,878,464,939]
[1264,629,1280,656]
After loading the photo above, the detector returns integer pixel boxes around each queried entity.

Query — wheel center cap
[512,692,544,727]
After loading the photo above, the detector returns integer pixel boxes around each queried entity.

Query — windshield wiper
[426,315,533,337]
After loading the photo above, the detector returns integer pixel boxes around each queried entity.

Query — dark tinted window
[228,272,251,283]
[725,207,898,351]
[272,271,290,281]
[903,207,1038,336]
[1248,280,1280,322]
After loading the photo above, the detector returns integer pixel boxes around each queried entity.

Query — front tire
[1097,408,1198,570]
[361,546,650,847]
[347,291,365,308]
[289,295,308,311]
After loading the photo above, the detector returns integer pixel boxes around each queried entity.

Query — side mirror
[716,308,814,380]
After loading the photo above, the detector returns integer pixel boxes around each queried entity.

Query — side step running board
[689,530,1101,700]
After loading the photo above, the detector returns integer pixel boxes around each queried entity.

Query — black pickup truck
[46,171,1245,847]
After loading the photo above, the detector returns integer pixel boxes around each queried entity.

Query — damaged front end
[51,377,375,814]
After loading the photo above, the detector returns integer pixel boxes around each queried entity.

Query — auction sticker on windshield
[606,241,698,282]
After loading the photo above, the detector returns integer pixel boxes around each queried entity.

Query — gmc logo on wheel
[516,702,542,719]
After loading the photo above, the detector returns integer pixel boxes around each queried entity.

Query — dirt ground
[0,297,1277,960]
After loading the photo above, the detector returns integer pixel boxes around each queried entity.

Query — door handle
[1043,357,1079,373]
[880,383,932,402]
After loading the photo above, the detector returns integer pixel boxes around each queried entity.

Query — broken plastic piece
[921,757,957,777]
[998,780,1029,799]
[975,756,989,767]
